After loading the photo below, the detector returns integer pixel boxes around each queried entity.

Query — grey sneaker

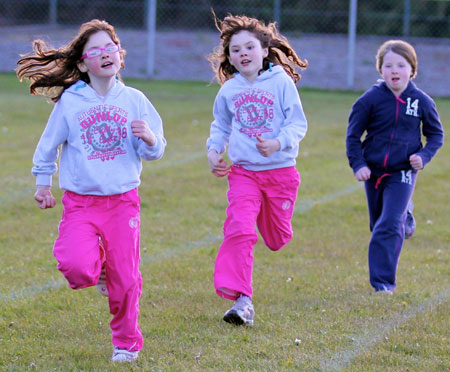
[112,347,139,362]
[405,200,416,239]
[223,294,254,326]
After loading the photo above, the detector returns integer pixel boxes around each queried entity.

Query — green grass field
[0,72,448,372]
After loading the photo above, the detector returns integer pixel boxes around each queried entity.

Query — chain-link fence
[1,0,449,96]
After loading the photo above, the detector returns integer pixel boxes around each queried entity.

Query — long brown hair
[16,19,126,102]
[208,13,308,85]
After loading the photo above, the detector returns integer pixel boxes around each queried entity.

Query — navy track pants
[364,170,417,291]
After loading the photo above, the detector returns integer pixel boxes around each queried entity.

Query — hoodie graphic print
[233,87,275,138]
[78,103,129,161]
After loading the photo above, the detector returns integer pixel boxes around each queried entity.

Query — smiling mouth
[241,59,251,66]
[101,61,113,68]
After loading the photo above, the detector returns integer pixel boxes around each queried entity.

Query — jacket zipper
[383,96,405,169]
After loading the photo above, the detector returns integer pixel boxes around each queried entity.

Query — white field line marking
[2,278,65,302]
[0,152,207,207]
[141,233,222,264]
[319,290,450,372]
[140,183,365,265]
[0,185,35,206]
[2,182,363,302]
[294,183,363,213]
[149,151,205,170]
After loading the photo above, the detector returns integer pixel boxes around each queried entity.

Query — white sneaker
[373,288,394,295]
[97,263,108,297]
[373,284,394,295]
[112,347,139,362]
[223,294,254,326]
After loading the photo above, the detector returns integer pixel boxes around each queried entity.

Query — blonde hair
[16,19,126,102]
[376,40,418,79]
[208,13,308,85]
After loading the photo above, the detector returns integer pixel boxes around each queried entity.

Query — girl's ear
[263,47,269,58]
[77,61,88,73]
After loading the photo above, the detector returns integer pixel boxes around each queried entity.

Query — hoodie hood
[233,64,287,85]
[65,79,125,102]
[375,80,418,100]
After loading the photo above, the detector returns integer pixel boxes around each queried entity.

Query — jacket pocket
[362,136,389,168]
[386,140,409,170]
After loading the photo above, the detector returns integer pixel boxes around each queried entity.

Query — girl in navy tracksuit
[346,40,444,294]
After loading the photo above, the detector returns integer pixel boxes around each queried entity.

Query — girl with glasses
[16,19,166,362]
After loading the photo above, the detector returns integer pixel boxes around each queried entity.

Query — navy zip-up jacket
[346,81,444,177]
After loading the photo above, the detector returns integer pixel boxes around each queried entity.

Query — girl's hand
[34,185,56,209]
[355,166,371,182]
[409,154,423,170]
[256,136,280,157]
[131,120,156,146]
[207,150,231,177]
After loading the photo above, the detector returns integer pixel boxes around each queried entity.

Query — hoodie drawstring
[74,82,87,91]
[374,173,392,189]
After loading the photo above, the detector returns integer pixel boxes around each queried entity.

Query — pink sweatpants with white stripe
[53,188,143,352]
[214,166,301,301]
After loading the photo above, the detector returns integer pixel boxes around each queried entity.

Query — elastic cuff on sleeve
[36,174,52,187]
[277,137,287,151]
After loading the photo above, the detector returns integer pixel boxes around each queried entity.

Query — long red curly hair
[208,13,308,85]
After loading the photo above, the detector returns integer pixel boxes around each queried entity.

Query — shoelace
[235,296,252,311]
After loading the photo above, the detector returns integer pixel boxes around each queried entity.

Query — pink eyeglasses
[81,44,120,60]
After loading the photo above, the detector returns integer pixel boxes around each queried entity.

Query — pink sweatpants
[53,188,143,352]
[214,166,301,300]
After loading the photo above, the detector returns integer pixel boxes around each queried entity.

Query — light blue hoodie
[32,80,166,195]
[206,65,307,171]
